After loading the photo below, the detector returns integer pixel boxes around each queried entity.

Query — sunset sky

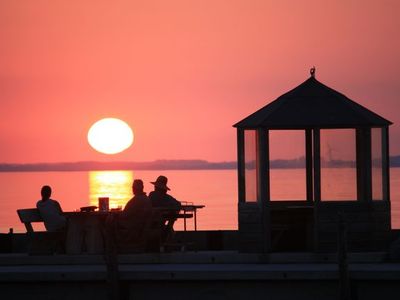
[1,0,399,164]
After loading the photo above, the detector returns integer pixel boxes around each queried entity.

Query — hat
[151,175,170,191]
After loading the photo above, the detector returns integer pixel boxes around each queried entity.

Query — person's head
[132,179,144,195]
[150,175,170,193]
[41,185,52,200]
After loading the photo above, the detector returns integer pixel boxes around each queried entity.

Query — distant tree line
[1,156,400,172]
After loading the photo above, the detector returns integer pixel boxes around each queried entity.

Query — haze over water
[0,168,399,233]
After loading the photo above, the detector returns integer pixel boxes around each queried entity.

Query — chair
[106,210,193,253]
[104,210,162,254]
[17,208,64,255]
[158,210,194,252]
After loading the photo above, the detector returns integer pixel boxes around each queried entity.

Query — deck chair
[17,208,64,255]
[156,210,194,252]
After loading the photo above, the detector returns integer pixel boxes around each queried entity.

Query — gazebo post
[257,129,271,252]
[313,129,321,203]
[305,129,313,203]
[312,129,321,251]
[356,128,372,202]
[382,126,390,202]
[237,129,245,203]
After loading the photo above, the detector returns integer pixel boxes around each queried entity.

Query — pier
[0,249,399,300]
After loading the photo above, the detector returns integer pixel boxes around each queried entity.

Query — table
[63,211,121,254]
[153,203,205,231]
[180,204,205,231]
[153,208,193,234]
[63,207,200,254]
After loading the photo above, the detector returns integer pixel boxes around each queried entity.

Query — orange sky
[0,1,399,163]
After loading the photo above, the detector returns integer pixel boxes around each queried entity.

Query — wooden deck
[0,252,399,300]
[1,229,400,299]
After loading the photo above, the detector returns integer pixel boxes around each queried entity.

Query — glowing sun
[88,118,134,154]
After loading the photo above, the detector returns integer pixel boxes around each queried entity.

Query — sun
[88,118,134,154]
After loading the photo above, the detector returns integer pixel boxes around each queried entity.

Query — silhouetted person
[148,175,181,209]
[148,176,181,246]
[123,179,152,218]
[117,179,152,252]
[36,185,66,232]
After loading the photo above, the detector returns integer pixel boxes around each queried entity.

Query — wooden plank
[317,214,391,227]
[17,208,43,223]
[317,212,390,224]
[318,221,390,233]
[336,200,389,209]
[316,201,390,212]
[17,208,43,233]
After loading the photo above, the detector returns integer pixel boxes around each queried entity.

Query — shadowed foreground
[1,230,400,300]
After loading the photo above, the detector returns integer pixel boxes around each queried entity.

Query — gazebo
[234,69,392,253]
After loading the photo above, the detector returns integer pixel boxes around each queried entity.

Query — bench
[17,208,64,255]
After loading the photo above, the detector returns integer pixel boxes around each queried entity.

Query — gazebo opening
[320,129,357,201]
[244,130,257,203]
[269,130,306,201]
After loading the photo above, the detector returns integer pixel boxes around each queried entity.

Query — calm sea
[0,168,399,233]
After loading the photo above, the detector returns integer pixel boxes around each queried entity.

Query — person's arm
[123,199,134,213]
[167,194,181,209]
[54,200,63,214]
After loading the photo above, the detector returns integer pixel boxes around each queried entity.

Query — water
[0,168,399,233]
[0,170,237,232]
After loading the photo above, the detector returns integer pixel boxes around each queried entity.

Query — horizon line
[1,156,400,172]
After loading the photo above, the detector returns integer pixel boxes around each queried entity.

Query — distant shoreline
[1,157,400,172]
[0,160,236,172]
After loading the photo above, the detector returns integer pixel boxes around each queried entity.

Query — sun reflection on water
[89,171,133,209]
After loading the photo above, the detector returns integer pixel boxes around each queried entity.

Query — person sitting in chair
[123,179,152,218]
[148,176,181,245]
[36,185,66,232]
[116,179,152,252]
[148,175,181,210]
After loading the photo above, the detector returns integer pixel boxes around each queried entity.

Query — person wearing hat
[148,175,181,209]
[148,175,181,245]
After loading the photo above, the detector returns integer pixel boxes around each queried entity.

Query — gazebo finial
[310,66,316,78]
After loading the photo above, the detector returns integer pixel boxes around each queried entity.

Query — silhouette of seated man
[148,175,182,244]
[149,175,181,209]
[36,185,66,232]
[116,179,153,252]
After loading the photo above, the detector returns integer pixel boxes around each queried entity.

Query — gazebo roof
[234,76,392,129]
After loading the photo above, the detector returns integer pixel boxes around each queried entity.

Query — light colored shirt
[36,199,66,232]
